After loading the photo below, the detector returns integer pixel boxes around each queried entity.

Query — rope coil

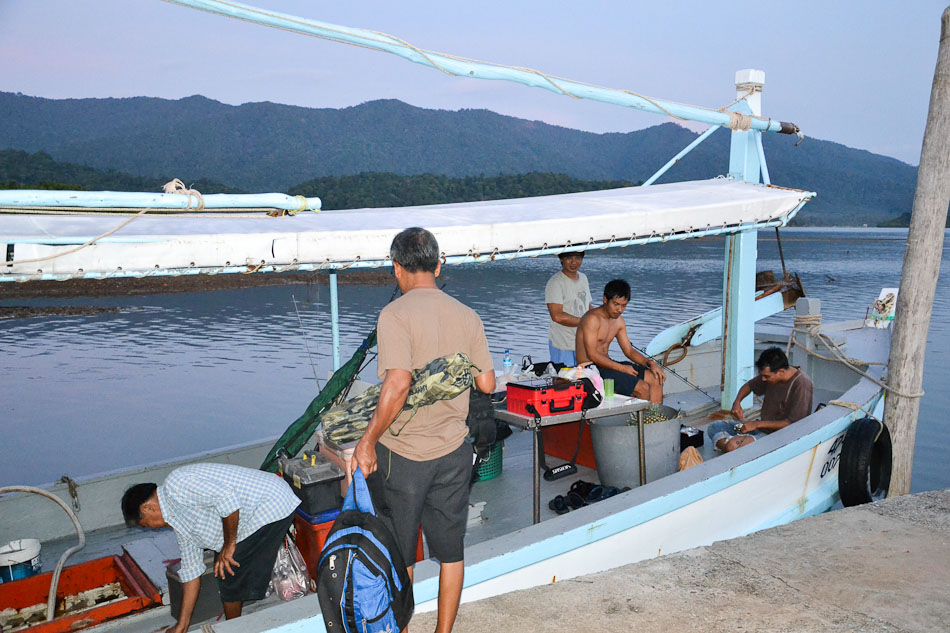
[162,178,206,210]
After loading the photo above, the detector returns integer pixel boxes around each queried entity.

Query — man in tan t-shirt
[353,227,495,633]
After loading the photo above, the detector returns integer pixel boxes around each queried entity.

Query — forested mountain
[290,172,636,210]
[0,92,917,225]
[0,150,636,210]
[0,149,239,193]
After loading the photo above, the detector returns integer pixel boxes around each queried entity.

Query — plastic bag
[557,364,605,400]
[679,446,704,471]
[267,533,310,601]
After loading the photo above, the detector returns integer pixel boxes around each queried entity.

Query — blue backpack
[317,468,414,633]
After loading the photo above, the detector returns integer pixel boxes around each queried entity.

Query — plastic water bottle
[503,349,514,376]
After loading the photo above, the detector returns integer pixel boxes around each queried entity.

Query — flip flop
[566,491,587,509]
[548,495,570,515]
[569,480,598,499]
[586,485,606,503]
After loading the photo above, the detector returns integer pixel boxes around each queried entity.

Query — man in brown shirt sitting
[710,347,814,452]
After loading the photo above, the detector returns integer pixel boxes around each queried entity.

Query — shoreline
[0,270,395,319]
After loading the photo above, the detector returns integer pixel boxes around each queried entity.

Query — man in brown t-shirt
[711,347,814,452]
[353,227,495,633]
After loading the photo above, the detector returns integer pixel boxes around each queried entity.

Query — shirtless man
[576,279,665,403]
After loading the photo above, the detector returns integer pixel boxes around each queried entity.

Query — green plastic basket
[475,441,504,482]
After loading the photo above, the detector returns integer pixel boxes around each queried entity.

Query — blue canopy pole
[164,0,801,137]
[720,70,764,411]
[329,270,341,370]
[642,125,721,187]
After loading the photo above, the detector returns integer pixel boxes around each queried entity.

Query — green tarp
[260,329,377,473]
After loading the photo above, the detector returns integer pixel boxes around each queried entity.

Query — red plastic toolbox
[506,377,584,417]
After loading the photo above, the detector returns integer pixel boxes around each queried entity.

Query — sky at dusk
[1,1,946,166]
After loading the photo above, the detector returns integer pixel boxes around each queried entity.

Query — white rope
[5,207,153,267]
[786,314,924,399]
[162,178,206,210]
[826,399,880,423]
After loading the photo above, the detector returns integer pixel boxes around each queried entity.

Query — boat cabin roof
[1,178,812,281]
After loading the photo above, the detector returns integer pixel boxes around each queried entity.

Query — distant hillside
[0,92,918,225]
[290,172,637,210]
[878,212,950,228]
[0,149,241,194]
[0,149,638,210]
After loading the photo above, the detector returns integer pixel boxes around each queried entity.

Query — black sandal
[569,479,598,499]
[566,491,587,509]
[548,495,570,515]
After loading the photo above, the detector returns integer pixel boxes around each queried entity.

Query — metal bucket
[589,405,680,490]
[0,539,42,584]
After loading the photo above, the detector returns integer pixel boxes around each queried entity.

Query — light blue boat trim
[165,0,792,135]
[0,190,321,211]
[0,210,813,283]
[753,477,841,532]
[642,125,722,187]
[721,101,761,408]
[645,290,785,356]
[329,271,341,370]
[756,132,772,186]
[440,393,880,596]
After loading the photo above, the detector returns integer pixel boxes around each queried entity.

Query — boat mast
[721,70,765,410]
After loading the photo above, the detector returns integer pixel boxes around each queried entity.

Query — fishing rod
[291,293,322,390]
[630,341,721,405]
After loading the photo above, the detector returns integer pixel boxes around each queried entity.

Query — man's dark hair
[756,347,790,373]
[121,482,157,527]
[558,251,584,260]
[603,279,631,301]
[390,227,439,273]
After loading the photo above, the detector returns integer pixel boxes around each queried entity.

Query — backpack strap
[343,467,377,516]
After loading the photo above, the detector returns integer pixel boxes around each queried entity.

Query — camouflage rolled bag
[322,352,479,444]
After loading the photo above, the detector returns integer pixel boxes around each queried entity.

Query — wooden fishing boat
[0,2,896,632]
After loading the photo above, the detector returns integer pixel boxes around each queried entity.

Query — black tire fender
[838,416,892,507]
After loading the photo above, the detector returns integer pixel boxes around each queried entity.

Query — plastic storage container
[317,433,357,496]
[0,539,41,584]
[588,405,680,489]
[293,509,425,581]
[279,451,345,516]
[474,441,504,481]
[293,508,341,581]
[506,377,584,417]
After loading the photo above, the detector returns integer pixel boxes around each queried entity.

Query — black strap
[530,405,585,481]
[568,410,588,466]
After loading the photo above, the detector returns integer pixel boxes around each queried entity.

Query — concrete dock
[414,490,950,633]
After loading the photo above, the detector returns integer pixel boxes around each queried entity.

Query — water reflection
[1,228,946,493]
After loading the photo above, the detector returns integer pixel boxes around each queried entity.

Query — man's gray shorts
[368,441,472,565]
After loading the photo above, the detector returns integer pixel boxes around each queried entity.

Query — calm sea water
[1,227,947,493]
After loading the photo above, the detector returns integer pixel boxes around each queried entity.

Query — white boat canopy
[0,178,812,282]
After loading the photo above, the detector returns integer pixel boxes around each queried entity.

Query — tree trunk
[885,7,950,496]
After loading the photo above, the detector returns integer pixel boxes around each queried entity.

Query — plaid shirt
[158,463,300,582]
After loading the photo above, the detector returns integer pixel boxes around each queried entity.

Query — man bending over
[121,463,300,632]
[576,279,665,404]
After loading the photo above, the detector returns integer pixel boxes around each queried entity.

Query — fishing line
[291,294,322,390]
[630,341,720,404]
